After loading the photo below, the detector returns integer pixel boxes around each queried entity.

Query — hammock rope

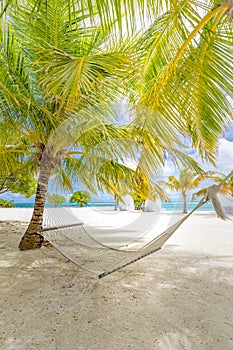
[40,171,233,278]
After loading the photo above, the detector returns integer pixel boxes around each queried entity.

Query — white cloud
[216,138,233,174]
[161,160,177,178]
[158,137,233,179]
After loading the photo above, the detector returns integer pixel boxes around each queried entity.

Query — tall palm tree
[161,169,215,213]
[0,0,135,250]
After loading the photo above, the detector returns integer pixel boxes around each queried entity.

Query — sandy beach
[0,207,233,350]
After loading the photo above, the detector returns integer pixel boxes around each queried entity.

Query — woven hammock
[41,172,233,278]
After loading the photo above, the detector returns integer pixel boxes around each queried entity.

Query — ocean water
[14,201,214,211]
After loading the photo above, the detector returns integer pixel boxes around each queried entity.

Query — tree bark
[114,194,118,211]
[18,158,51,251]
[142,199,146,212]
[182,191,187,214]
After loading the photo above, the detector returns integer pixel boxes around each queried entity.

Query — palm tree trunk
[142,199,146,212]
[19,159,51,251]
[182,192,187,214]
[114,194,118,211]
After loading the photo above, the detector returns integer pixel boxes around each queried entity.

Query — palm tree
[0,0,135,250]
[132,166,169,210]
[161,169,215,214]
[80,151,176,212]
[129,0,233,211]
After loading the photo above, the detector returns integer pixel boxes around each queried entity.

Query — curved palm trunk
[19,159,51,251]
[182,191,187,214]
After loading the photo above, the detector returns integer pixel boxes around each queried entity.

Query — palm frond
[137,1,232,163]
[191,188,208,200]
[39,50,134,110]
[49,166,74,193]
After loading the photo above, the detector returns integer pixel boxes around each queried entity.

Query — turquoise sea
[14,201,214,211]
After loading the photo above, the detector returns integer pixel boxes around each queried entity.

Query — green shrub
[70,190,91,207]
[47,193,66,207]
[0,198,15,208]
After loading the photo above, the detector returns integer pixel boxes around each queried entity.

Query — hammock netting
[42,207,173,277]
[41,173,233,278]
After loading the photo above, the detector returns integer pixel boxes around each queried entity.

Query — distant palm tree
[161,169,215,214]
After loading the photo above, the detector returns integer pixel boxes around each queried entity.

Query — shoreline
[0,206,217,221]
[8,199,216,211]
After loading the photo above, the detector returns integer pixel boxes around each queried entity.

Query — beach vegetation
[133,193,144,210]
[0,164,37,198]
[95,161,137,211]
[134,1,233,165]
[94,160,169,211]
[0,198,15,208]
[0,124,37,197]
[133,168,170,211]
[215,174,233,197]
[47,194,66,207]
[70,191,91,207]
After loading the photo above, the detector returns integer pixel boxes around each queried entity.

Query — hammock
[40,172,233,278]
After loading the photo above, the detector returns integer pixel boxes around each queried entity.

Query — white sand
[0,208,233,350]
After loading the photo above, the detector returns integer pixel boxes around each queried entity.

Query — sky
[163,132,233,177]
